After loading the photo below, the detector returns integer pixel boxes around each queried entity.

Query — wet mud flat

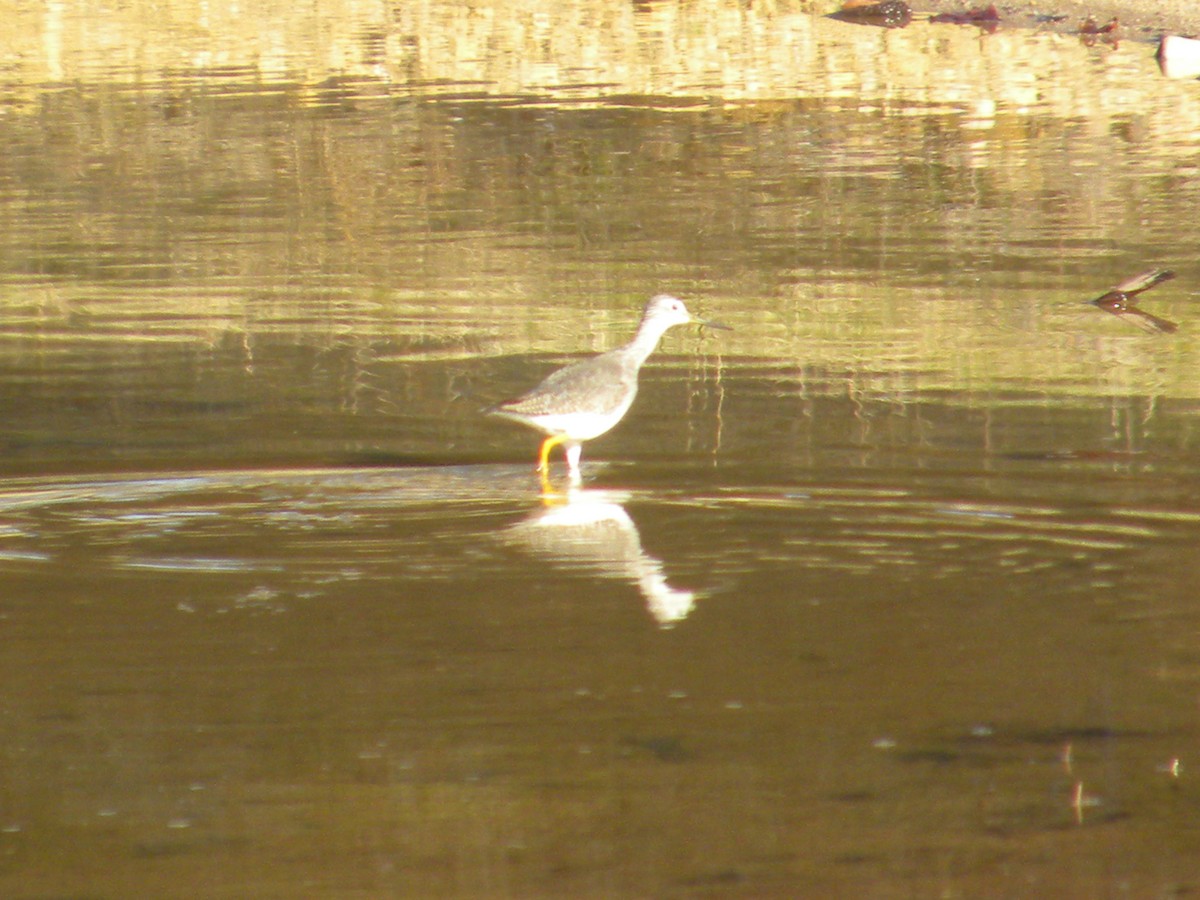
[928,0,1195,35]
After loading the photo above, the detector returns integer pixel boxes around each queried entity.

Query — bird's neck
[623,319,673,367]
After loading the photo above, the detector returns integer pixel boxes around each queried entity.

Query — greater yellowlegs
[489,294,730,479]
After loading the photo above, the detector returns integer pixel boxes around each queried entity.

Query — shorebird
[1090,269,1178,334]
[489,294,729,480]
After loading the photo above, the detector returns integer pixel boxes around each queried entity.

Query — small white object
[1158,34,1200,80]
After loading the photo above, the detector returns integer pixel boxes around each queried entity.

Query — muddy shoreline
[920,0,1197,41]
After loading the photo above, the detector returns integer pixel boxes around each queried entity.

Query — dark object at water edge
[1089,269,1178,334]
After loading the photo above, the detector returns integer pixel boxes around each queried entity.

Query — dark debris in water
[620,735,692,763]
[893,747,978,766]
[883,723,1162,764]
[1080,15,1120,47]
[1088,268,1179,334]
[929,4,1001,32]
[1019,725,1160,744]
[1079,15,1119,36]
[828,0,912,29]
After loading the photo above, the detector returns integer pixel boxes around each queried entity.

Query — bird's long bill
[694,315,733,332]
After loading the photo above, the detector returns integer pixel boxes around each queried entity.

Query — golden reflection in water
[502,486,695,626]
[4,0,1200,142]
[2,2,1200,894]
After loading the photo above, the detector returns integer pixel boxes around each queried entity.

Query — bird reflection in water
[502,487,695,627]
[1089,268,1179,334]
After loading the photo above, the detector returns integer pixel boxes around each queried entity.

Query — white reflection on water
[0,466,1196,620]
[116,555,278,573]
[502,487,696,627]
[0,467,703,624]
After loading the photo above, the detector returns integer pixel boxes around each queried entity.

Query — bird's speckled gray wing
[493,349,638,418]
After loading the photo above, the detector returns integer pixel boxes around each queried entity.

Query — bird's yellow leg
[537,433,569,474]
[538,467,559,499]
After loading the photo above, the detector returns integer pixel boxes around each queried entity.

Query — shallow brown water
[3,2,1200,897]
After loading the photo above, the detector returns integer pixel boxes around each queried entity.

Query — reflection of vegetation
[3,78,1198,402]
[2,1,1200,409]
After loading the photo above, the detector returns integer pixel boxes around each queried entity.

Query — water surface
[2,1,1200,896]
